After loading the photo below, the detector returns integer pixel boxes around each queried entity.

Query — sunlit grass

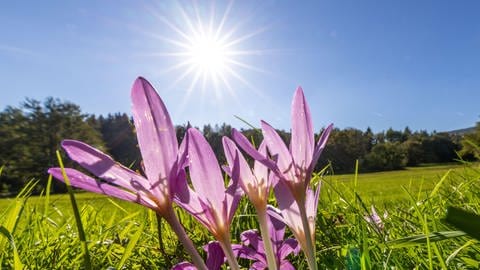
[1,163,480,268]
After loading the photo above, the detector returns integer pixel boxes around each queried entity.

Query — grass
[1,162,480,269]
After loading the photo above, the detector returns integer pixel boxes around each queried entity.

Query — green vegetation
[0,97,472,195]
[2,163,480,268]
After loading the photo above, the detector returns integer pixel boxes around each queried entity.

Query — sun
[185,27,230,82]
[147,1,267,105]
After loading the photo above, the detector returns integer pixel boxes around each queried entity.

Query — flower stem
[218,236,241,270]
[298,202,317,270]
[257,207,278,270]
[164,207,208,270]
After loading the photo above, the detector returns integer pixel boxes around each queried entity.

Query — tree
[363,142,407,171]
[460,121,480,160]
[0,98,104,193]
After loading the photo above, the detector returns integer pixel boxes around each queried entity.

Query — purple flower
[174,128,242,269]
[271,181,320,253]
[222,137,272,209]
[48,77,207,270]
[174,128,241,240]
[48,77,180,215]
[232,208,300,270]
[233,87,332,270]
[364,206,387,232]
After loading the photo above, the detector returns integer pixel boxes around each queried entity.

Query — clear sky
[1,1,479,132]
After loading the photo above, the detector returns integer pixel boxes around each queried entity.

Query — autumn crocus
[232,207,300,270]
[233,87,333,270]
[174,128,242,270]
[223,136,279,270]
[48,77,207,270]
[364,206,388,232]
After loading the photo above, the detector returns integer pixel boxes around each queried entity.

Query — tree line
[0,97,476,194]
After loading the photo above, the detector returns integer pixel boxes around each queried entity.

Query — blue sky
[1,1,479,133]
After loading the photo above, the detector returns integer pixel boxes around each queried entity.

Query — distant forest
[1,97,479,194]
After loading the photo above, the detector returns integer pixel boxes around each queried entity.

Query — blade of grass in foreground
[386,231,466,248]
[117,214,145,269]
[445,206,480,241]
[0,226,23,270]
[0,180,36,254]
[56,150,92,270]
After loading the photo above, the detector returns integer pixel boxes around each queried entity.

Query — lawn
[1,162,479,269]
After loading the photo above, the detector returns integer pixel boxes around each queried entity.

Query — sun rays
[145,1,268,110]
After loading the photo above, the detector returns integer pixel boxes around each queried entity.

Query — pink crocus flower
[233,87,332,270]
[223,136,281,269]
[174,128,242,270]
[271,180,321,255]
[232,207,300,270]
[222,137,271,210]
[364,205,388,232]
[48,77,207,270]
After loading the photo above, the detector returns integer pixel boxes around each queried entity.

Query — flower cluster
[49,77,332,270]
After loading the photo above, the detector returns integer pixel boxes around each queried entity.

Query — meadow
[1,162,480,269]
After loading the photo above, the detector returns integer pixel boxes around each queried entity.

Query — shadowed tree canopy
[0,97,104,193]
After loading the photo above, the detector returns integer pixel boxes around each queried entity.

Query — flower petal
[231,128,277,171]
[204,241,225,270]
[186,128,225,214]
[266,207,286,252]
[310,123,333,174]
[131,77,178,187]
[222,137,254,194]
[253,141,269,188]
[173,171,213,229]
[48,168,156,208]
[171,262,197,270]
[225,178,242,223]
[290,87,314,169]
[278,238,300,260]
[61,140,151,194]
[231,244,263,261]
[240,230,265,255]
[278,261,296,270]
[305,184,321,240]
[273,180,305,249]
[251,261,268,270]
[261,121,293,175]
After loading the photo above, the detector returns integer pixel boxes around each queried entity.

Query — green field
[1,163,480,269]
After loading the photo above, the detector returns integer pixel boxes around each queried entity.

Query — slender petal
[290,87,314,169]
[61,140,150,194]
[222,137,255,196]
[278,238,300,260]
[253,141,269,185]
[48,168,156,209]
[186,128,226,212]
[231,128,277,171]
[204,241,226,270]
[261,121,293,175]
[309,123,334,175]
[131,77,178,190]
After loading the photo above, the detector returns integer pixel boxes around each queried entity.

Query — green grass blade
[117,218,145,268]
[387,231,466,248]
[55,150,92,270]
[0,226,23,270]
[43,174,52,217]
[429,169,451,198]
[445,206,480,241]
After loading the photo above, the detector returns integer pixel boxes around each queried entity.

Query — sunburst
[147,1,267,108]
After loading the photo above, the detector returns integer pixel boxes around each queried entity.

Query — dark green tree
[0,98,105,193]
